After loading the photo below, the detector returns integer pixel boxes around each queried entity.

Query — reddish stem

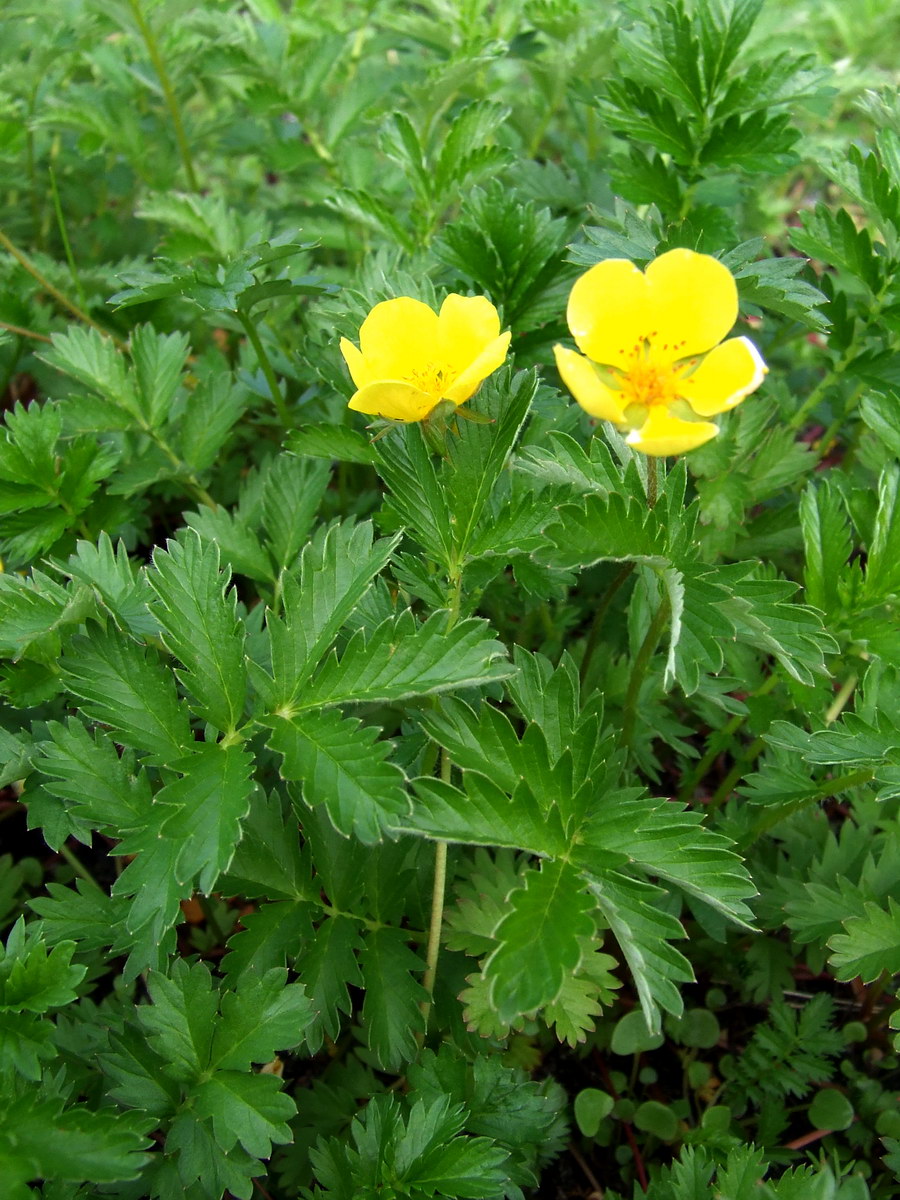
[592,1050,649,1192]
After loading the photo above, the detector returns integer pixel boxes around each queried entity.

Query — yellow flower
[340,294,511,423]
[554,249,767,456]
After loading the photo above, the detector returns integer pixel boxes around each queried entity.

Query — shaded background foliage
[1,0,900,1197]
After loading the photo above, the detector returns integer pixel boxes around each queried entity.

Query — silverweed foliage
[1,0,900,1197]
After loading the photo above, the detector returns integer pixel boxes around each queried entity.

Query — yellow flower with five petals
[554,248,767,456]
[340,294,511,423]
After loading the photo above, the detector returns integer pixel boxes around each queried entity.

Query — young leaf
[376,426,456,571]
[255,520,398,711]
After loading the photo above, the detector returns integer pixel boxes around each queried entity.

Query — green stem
[620,593,670,751]
[419,751,451,1035]
[741,767,874,847]
[0,321,52,344]
[48,166,86,309]
[238,312,291,428]
[26,90,42,248]
[58,842,103,891]
[142,422,217,509]
[418,578,464,1036]
[579,562,635,687]
[678,673,780,805]
[706,734,766,812]
[646,456,659,508]
[825,673,858,725]
[126,0,199,191]
[0,229,125,347]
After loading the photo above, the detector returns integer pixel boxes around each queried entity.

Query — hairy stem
[49,166,86,309]
[741,767,875,846]
[646,455,659,508]
[620,593,670,751]
[679,673,781,805]
[579,562,635,687]
[0,229,125,347]
[0,321,52,344]
[126,0,199,191]
[58,842,103,891]
[238,312,292,428]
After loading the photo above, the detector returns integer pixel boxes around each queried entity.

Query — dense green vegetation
[2,0,900,1196]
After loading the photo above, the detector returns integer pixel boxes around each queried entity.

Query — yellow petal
[358,297,439,376]
[566,259,650,366]
[644,249,738,359]
[553,344,626,423]
[677,336,767,417]
[443,332,511,404]
[438,294,501,374]
[339,337,372,388]
[348,380,437,423]
[626,409,719,457]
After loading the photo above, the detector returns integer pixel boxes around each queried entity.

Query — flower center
[408,362,451,398]
[618,357,679,410]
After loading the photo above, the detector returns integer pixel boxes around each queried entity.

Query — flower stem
[58,842,103,892]
[741,766,874,847]
[646,456,659,508]
[0,229,125,348]
[238,312,292,428]
[125,0,199,191]
[418,576,464,1037]
[0,321,52,344]
[706,734,766,812]
[420,840,449,1031]
[49,165,86,310]
[825,673,858,725]
[579,562,635,687]
[678,672,781,805]
[419,747,452,1037]
[620,593,670,751]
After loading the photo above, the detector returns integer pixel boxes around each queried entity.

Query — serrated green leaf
[193,1071,295,1158]
[35,717,152,834]
[210,967,313,1070]
[0,917,84,1012]
[221,901,311,984]
[130,324,189,429]
[62,533,157,638]
[0,1084,151,1189]
[298,611,511,710]
[300,914,364,1055]
[587,871,693,1031]
[828,899,900,983]
[360,927,426,1071]
[484,860,594,1023]
[150,531,247,733]
[267,707,409,843]
[62,626,191,763]
[255,520,398,711]
[137,960,218,1084]
[287,423,378,464]
[376,426,455,570]
[153,742,255,892]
